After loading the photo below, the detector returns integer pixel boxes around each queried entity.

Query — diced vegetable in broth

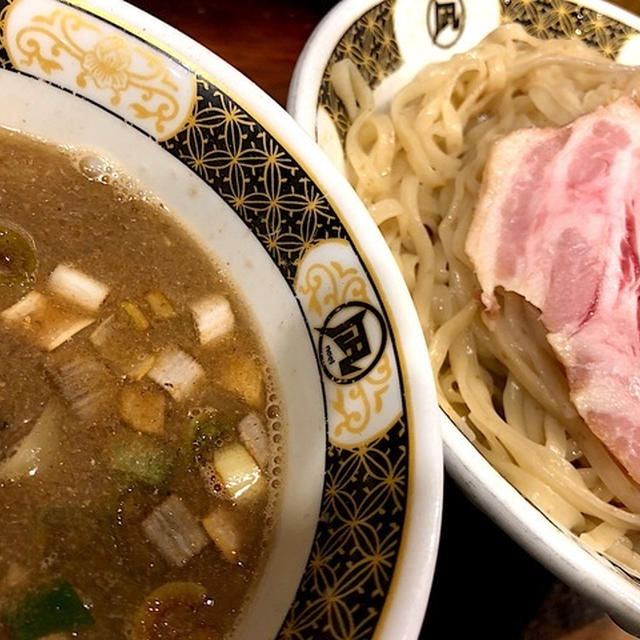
[1,291,94,351]
[107,432,174,486]
[238,412,270,470]
[142,496,209,567]
[0,399,64,482]
[0,223,37,288]
[202,505,243,563]
[132,582,220,640]
[119,301,149,331]
[46,351,115,420]
[119,383,165,435]
[190,294,234,345]
[147,347,204,402]
[144,290,176,319]
[89,311,151,377]
[0,129,281,639]
[47,265,109,313]
[213,442,265,503]
[218,355,265,409]
[4,581,93,640]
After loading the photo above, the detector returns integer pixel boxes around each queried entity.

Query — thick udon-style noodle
[333,22,640,574]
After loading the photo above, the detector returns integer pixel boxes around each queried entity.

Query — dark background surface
[131,1,640,637]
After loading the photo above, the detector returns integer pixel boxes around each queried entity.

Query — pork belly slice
[466,97,640,483]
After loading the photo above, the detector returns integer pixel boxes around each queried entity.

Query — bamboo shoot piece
[47,264,109,312]
[145,290,176,319]
[2,291,93,351]
[120,301,149,331]
[213,442,265,502]
[218,355,265,409]
[201,506,242,563]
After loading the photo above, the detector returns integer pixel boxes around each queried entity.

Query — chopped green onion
[190,294,234,345]
[0,399,64,482]
[0,224,37,288]
[4,581,93,640]
[47,352,114,420]
[107,433,173,486]
[189,410,231,462]
[1,292,93,352]
[147,347,204,402]
[237,412,269,470]
[142,497,209,567]
[47,264,109,312]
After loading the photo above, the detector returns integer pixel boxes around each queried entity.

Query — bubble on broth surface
[75,154,114,183]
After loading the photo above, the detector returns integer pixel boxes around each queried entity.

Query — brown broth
[0,128,279,639]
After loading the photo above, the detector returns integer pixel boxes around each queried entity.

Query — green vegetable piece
[190,412,231,461]
[4,580,93,640]
[0,224,37,287]
[108,433,173,486]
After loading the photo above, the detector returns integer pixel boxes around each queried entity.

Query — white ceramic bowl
[0,0,443,637]
[288,0,640,633]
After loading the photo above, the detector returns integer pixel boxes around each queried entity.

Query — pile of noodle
[332,22,640,574]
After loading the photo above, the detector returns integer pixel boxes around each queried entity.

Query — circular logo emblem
[427,0,465,49]
[317,301,387,385]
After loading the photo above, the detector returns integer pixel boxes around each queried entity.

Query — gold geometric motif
[279,420,407,640]
[501,0,637,57]
[318,0,401,141]
[160,78,408,639]
[164,79,346,283]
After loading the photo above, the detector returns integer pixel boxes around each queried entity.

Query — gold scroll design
[299,259,391,438]
[11,7,182,137]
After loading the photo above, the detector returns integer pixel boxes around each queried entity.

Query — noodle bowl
[334,22,640,575]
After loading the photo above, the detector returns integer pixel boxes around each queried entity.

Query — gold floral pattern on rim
[318,0,400,141]
[279,420,407,640]
[0,0,410,637]
[501,0,636,57]
[161,80,408,637]
[164,79,347,282]
[3,0,196,139]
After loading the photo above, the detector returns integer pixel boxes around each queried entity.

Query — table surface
[130,1,640,638]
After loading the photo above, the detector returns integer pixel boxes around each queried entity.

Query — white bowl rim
[287,0,640,634]
[53,0,447,637]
